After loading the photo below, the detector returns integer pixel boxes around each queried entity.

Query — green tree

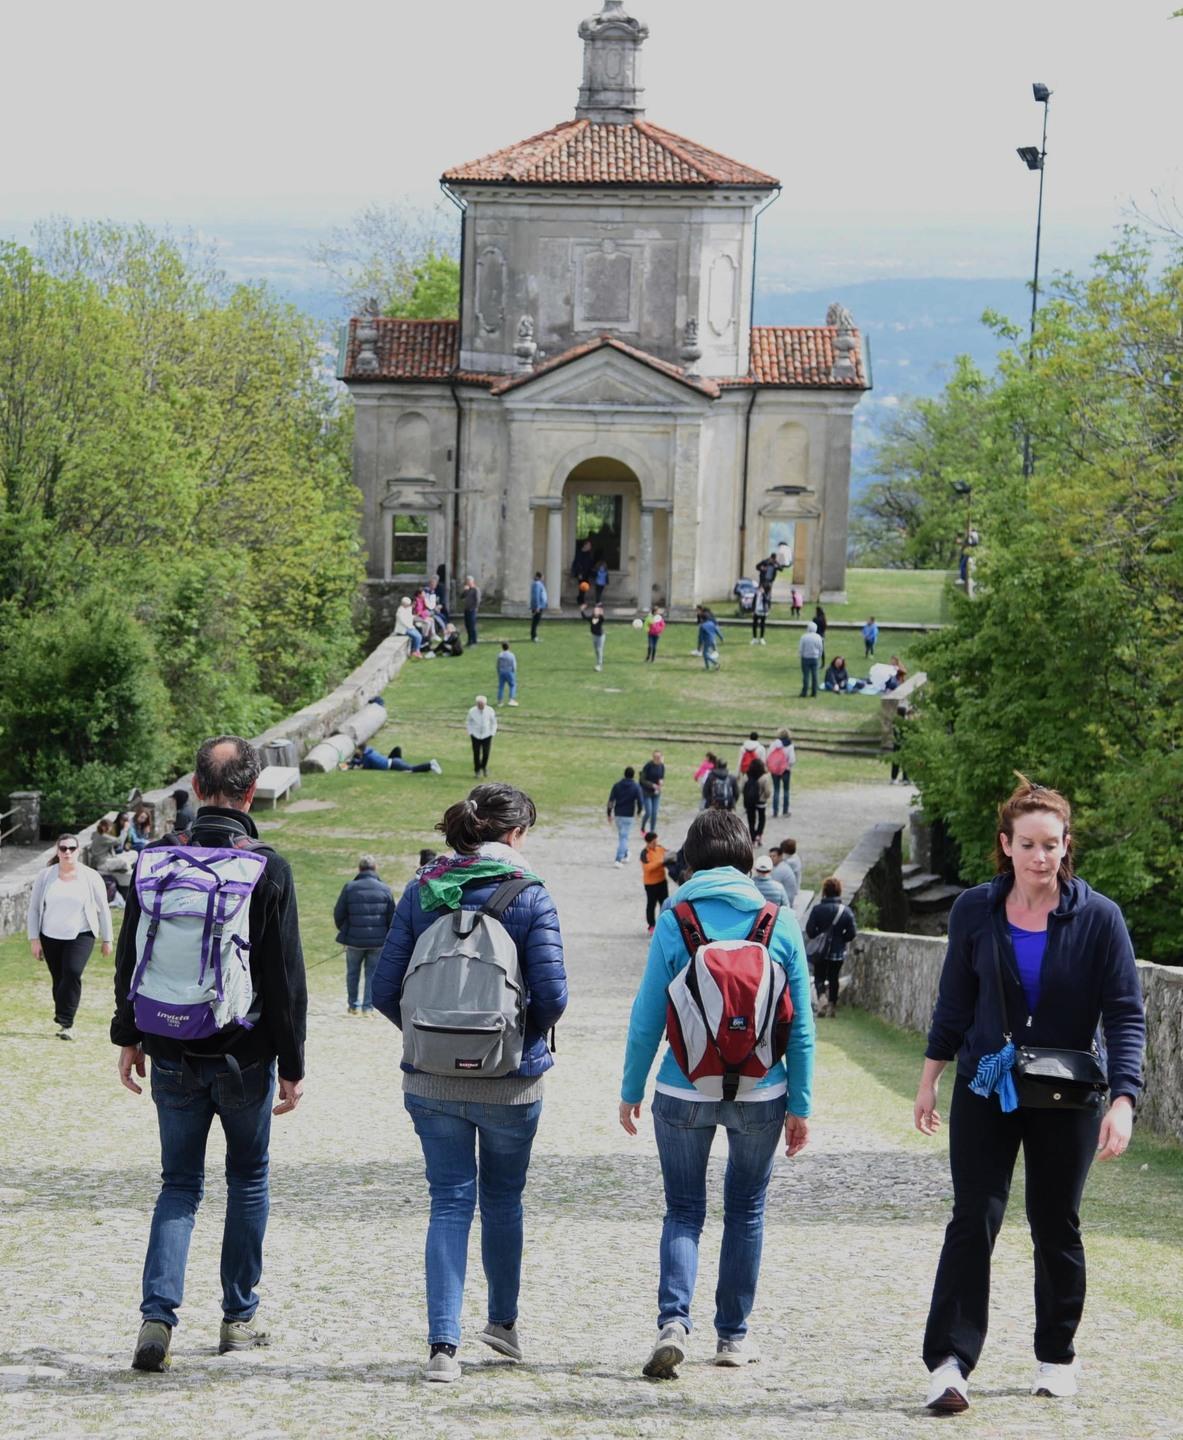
[390,249,461,319]
[312,200,459,317]
[904,233,1183,960]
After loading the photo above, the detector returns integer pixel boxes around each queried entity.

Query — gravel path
[0,786,1177,1439]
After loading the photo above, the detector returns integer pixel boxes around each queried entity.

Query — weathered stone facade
[340,2,869,623]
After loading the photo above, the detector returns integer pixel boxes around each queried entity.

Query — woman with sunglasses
[26,834,114,1040]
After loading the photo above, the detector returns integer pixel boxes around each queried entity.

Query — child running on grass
[639,831,669,934]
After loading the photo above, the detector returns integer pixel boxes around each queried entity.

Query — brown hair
[49,833,79,867]
[438,783,538,855]
[993,772,1074,879]
[821,875,842,899]
[682,809,753,875]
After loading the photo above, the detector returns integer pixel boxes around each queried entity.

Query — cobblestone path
[1,793,1178,1439]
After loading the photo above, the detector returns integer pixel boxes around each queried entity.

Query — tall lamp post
[1018,82,1052,476]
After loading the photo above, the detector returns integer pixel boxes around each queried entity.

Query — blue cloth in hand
[969,1042,1018,1112]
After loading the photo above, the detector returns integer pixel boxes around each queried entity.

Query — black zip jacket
[925,873,1144,1103]
[110,805,308,1081]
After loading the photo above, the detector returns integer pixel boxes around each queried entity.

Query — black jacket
[110,805,308,1081]
[607,777,645,818]
[334,870,396,949]
[705,767,738,810]
[925,874,1144,1103]
[806,898,857,960]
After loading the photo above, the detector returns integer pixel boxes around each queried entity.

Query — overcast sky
[4,0,1181,285]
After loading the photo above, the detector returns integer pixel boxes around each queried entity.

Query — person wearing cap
[333,855,396,1016]
[751,856,789,909]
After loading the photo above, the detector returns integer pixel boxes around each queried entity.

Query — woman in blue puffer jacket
[372,782,567,1385]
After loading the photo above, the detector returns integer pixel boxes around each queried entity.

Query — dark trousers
[644,881,669,928]
[814,957,842,1006]
[470,735,492,774]
[744,804,766,842]
[530,610,542,640]
[463,610,478,646]
[646,634,659,661]
[752,613,767,639]
[865,639,875,657]
[41,931,95,1029]
[891,758,909,781]
[923,1073,1102,1374]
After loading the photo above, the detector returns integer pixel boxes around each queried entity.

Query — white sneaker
[925,1356,969,1413]
[750,638,759,645]
[425,1346,461,1383]
[428,759,442,774]
[760,638,767,645]
[507,699,519,706]
[643,1321,687,1380]
[594,664,603,672]
[689,650,701,656]
[715,1335,758,1366]
[614,860,623,868]
[1032,1360,1078,1398]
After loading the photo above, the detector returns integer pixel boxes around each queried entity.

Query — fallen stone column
[301,733,356,774]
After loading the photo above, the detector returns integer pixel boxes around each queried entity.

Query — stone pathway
[0,788,1177,1439]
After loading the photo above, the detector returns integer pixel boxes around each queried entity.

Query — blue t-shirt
[1008,923,1048,1015]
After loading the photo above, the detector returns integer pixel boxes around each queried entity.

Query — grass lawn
[0,618,915,997]
[710,567,955,627]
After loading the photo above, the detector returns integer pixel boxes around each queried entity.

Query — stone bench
[254,766,301,808]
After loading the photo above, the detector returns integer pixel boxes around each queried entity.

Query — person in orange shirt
[640,832,669,935]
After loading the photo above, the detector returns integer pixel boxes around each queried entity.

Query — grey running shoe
[643,1321,687,1380]
[218,1318,270,1354]
[715,1335,758,1366]
[426,1345,461,1383]
[479,1322,522,1361]
[429,759,442,773]
[132,1320,172,1372]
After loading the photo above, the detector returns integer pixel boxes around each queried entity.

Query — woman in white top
[26,834,113,1039]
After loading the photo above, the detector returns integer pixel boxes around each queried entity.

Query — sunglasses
[58,844,78,853]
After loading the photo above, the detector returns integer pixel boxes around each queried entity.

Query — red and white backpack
[665,900,792,1101]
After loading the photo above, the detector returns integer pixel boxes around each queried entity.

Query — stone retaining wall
[847,930,1183,1143]
[0,635,409,939]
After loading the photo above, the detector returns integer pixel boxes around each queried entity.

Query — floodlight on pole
[1018,82,1052,475]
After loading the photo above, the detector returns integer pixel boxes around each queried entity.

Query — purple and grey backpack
[128,843,268,1040]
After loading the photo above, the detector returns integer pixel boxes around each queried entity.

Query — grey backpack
[400,878,536,1078]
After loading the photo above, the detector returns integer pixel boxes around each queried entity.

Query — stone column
[6,791,40,845]
[545,503,564,610]
[636,505,655,615]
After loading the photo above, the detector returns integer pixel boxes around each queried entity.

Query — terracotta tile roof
[341,317,460,382]
[340,319,867,392]
[489,335,721,397]
[743,326,868,388]
[443,118,778,189]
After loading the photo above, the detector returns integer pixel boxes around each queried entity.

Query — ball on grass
[632,617,644,629]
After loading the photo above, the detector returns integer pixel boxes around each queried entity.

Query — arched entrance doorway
[560,458,642,607]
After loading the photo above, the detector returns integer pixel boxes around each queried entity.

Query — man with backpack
[704,757,738,812]
[111,735,307,1374]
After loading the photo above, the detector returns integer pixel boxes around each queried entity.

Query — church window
[390,513,429,576]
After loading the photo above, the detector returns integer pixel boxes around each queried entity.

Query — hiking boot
[925,1356,969,1413]
[426,1344,461,1383]
[218,1318,270,1354]
[715,1335,758,1366]
[1032,1360,1078,1398]
[643,1321,688,1380]
[478,1322,522,1361]
[132,1320,172,1372]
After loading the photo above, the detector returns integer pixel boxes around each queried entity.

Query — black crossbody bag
[990,935,1108,1111]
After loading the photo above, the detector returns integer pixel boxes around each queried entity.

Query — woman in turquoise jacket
[618,808,814,1380]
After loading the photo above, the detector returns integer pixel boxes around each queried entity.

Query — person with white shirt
[465,695,498,776]
[27,833,113,1039]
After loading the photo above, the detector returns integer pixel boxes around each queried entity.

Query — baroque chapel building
[340,0,869,624]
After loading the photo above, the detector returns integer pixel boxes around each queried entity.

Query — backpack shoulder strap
[480,876,539,921]
[746,902,779,947]
[672,900,709,957]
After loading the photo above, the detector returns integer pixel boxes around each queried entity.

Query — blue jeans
[641,792,660,831]
[345,945,379,1009]
[142,1056,276,1328]
[614,814,634,862]
[404,1094,543,1346]
[651,1090,786,1339]
[771,772,791,816]
[403,627,422,654]
[497,672,517,702]
[800,657,819,696]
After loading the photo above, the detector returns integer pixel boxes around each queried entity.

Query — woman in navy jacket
[372,783,567,1384]
[915,777,1144,1415]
